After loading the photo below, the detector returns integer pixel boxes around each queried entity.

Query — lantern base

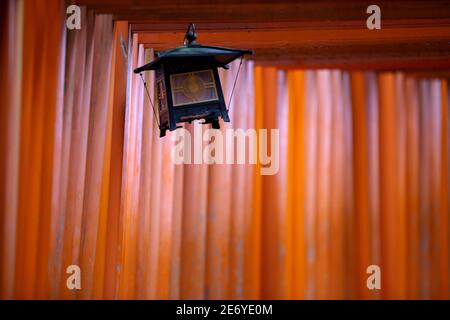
[159,118,223,137]
[212,120,220,130]
[160,127,167,137]
[202,118,221,130]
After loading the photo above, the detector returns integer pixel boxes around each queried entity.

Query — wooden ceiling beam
[75,0,450,22]
[137,27,450,48]
[129,19,450,33]
[75,0,450,69]
[136,27,450,69]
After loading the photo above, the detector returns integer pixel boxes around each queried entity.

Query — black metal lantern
[134,24,253,137]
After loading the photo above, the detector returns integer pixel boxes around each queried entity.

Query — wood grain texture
[439,81,449,299]
[287,70,306,299]
[180,123,209,299]
[0,0,23,300]
[350,72,371,299]
[78,0,450,22]
[405,77,421,299]
[75,1,450,69]
[103,20,129,300]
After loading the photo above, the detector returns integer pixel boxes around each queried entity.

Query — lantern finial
[184,23,197,46]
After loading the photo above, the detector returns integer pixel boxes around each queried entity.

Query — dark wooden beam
[136,26,450,69]
[76,0,450,22]
[137,26,450,47]
[75,0,450,68]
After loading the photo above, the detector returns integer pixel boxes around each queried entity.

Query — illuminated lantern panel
[170,70,218,107]
[135,24,252,137]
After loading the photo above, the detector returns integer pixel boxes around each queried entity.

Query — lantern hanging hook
[226,56,244,112]
[184,23,197,46]
[139,73,161,130]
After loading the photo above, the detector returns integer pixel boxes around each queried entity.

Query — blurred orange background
[0,0,449,300]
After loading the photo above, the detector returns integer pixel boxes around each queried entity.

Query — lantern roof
[134,43,253,73]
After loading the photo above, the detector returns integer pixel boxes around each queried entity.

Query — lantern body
[134,25,252,137]
[155,57,229,136]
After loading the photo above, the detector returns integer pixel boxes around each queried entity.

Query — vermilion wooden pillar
[350,72,372,299]
[78,14,114,300]
[405,77,421,299]
[258,67,279,299]
[205,72,232,299]
[0,0,23,300]
[438,81,449,299]
[328,70,347,299]
[247,66,263,300]
[117,34,143,299]
[180,124,209,299]
[378,73,407,299]
[102,20,129,300]
[13,0,65,299]
[287,70,307,299]
[58,8,95,300]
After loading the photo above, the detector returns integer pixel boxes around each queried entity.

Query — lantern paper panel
[170,70,219,106]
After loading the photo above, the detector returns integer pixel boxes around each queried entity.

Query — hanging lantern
[134,23,253,137]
